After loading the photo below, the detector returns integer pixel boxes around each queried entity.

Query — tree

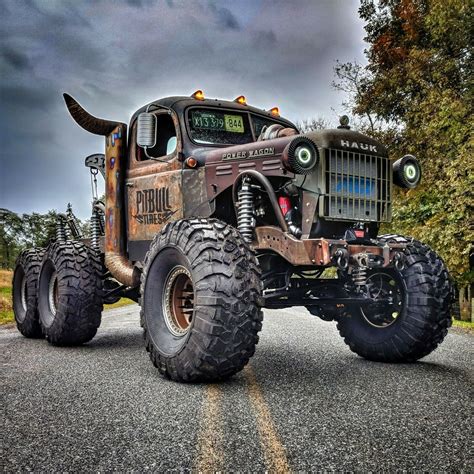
[0,207,88,269]
[0,209,24,269]
[296,117,333,133]
[335,0,473,318]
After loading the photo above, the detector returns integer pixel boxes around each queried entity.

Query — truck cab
[125,92,297,260]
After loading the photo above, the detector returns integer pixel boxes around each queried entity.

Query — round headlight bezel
[393,154,422,189]
[283,137,319,175]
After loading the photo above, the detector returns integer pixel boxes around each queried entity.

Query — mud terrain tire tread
[337,234,453,362]
[140,218,263,382]
[12,248,45,338]
[38,241,103,345]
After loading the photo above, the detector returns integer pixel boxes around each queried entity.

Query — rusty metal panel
[182,168,214,217]
[203,136,295,199]
[127,171,183,242]
[105,125,127,254]
[254,227,314,265]
[301,191,318,238]
[254,226,406,267]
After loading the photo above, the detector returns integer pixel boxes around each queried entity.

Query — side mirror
[137,113,156,148]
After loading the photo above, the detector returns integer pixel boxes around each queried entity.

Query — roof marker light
[234,95,247,105]
[191,90,205,100]
[269,106,280,116]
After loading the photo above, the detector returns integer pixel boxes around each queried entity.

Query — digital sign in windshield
[191,111,244,133]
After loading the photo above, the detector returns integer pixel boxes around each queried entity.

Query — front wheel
[140,219,263,382]
[337,236,452,362]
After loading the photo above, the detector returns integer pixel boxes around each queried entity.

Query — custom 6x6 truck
[13,91,453,382]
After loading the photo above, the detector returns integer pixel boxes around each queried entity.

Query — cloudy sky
[0,0,366,219]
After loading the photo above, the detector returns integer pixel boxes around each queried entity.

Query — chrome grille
[323,148,392,222]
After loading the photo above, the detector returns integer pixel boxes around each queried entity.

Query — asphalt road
[2,305,472,472]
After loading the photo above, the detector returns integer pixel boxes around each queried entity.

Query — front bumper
[253,226,406,268]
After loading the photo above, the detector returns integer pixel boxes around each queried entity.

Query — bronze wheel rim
[20,274,28,312]
[163,266,194,337]
[48,271,59,316]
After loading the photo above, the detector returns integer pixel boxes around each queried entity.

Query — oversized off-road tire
[140,218,263,382]
[38,241,103,345]
[12,248,45,338]
[337,235,453,362]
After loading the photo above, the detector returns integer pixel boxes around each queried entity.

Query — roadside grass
[0,271,14,324]
[452,319,473,331]
[105,298,135,309]
[0,269,134,325]
[0,269,12,287]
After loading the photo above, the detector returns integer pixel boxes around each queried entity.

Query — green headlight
[284,137,319,174]
[295,146,312,166]
[393,155,421,189]
[404,163,417,181]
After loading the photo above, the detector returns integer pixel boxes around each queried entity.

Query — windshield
[187,107,294,146]
[252,115,283,138]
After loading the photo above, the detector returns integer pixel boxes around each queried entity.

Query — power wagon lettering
[222,147,275,160]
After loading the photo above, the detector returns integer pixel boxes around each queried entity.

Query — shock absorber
[237,179,255,243]
[56,215,67,242]
[352,253,369,288]
[352,266,367,287]
[90,206,103,251]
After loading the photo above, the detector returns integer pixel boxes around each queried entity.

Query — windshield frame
[184,105,296,147]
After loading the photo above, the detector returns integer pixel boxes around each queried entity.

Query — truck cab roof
[130,95,297,130]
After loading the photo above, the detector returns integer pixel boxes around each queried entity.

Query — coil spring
[352,266,367,287]
[56,217,67,242]
[237,182,254,243]
[90,208,102,251]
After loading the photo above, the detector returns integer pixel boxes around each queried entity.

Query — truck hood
[194,128,387,166]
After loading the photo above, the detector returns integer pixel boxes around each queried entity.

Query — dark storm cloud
[209,2,241,30]
[0,84,54,109]
[0,0,367,218]
[1,49,32,72]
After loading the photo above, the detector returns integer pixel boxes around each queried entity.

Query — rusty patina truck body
[12,91,453,382]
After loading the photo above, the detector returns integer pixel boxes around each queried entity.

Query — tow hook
[334,249,349,270]
[393,251,405,271]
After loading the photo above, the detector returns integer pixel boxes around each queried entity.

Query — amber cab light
[234,95,247,105]
[270,106,280,116]
[191,90,205,100]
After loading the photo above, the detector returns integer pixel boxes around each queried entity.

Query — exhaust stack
[63,94,139,287]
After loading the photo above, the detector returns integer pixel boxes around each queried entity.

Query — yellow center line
[244,365,292,473]
[195,383,223,473]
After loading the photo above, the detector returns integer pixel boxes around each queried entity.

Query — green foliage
[0,208,90,269]
[335,0,473,286]
[0,208,58,268]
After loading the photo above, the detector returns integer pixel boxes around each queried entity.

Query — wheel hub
[361,272,404,328]
[163,266,194,337]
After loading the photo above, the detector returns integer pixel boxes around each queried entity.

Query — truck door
[126,109,183,261]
